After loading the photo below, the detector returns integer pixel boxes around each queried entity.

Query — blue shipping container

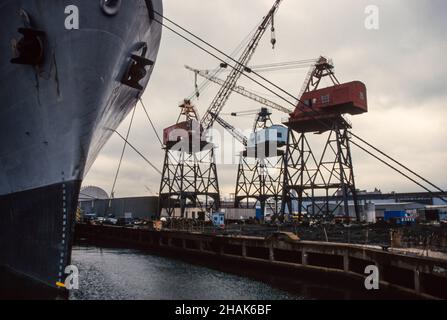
[256,208,264,220]
[384,211,407,221]
[384,211,416,225]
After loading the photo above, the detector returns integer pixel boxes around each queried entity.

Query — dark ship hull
[0,0,162,299]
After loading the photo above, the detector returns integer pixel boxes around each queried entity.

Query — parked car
[104,217,118,225]
[116,217,134,227]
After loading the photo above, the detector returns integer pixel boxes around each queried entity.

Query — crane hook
[270,14,277,49]
[194,71,200,99]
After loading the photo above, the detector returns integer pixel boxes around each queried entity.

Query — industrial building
[79,196,159,220]
[423,205,447,222]
[160,207,207,221]
[77,190,446,225]
[79,186,158,220]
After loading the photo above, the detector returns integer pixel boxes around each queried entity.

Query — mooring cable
[109,128,163,176]
[351,132,446,195]
[139,97,163,147]
[109,105,137,199]
[152,15,300,109]
[153,11,305,107]
[351,140,447,203]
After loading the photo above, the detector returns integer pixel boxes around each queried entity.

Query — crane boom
[185,65,292,114]
[190,59,318,75]
[210,113,248,146]
[200,0,283,130]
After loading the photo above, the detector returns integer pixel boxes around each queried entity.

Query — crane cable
[206,59,317,73]
[188,25,259,101]
[151,10,447,201]
[189,59,316,103]
[252,64,313,73]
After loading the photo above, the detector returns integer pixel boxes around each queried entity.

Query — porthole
[100,0,121,16]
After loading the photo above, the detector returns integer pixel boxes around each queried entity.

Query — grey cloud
[83,0,447,197]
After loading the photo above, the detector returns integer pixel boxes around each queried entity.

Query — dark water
[70,246,307,300]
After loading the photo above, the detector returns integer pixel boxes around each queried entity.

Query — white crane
[185,65,293,115]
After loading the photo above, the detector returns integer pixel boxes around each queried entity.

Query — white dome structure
[79,186,109,201]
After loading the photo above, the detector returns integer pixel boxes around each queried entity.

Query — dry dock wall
[75,224,447,299]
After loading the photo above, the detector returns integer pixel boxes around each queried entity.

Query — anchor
[11,27,46,66]
[121,54,154,90]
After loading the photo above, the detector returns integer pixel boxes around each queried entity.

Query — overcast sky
[83,0,447,199]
